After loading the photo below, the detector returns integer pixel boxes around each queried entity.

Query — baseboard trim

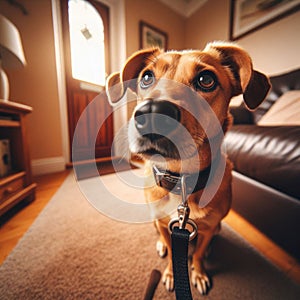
[31,156,65,176]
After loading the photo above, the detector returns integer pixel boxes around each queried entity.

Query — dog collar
[152,163,211,195]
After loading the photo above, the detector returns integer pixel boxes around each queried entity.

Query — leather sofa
[224,68,300,260]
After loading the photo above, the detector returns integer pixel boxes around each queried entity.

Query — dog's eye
[195,71,218,92]
[140,71,155,89]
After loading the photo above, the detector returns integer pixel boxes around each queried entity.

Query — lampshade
[0,14,26,100]
[0,14,26,68]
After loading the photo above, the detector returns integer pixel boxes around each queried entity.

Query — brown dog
[106,42,270,295]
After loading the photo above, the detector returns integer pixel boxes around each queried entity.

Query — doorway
[61,0,113,162]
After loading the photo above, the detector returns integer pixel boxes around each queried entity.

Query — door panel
[70,92,113,160]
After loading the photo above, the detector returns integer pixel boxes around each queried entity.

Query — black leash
[168,175,198,300]
[171,227,193,300]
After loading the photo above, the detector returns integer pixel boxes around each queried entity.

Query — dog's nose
[134,100,180,139]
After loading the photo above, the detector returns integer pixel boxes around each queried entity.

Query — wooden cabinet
[0,100,36,217]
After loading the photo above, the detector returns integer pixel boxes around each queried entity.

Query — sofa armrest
[229,105,254,125]
[224,125,300,199]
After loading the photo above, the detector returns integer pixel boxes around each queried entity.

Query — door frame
[51,0,127,164]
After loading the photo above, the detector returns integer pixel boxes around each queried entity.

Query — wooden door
[61,0,113,162]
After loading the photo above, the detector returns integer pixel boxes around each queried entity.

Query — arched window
[68,0,106,86]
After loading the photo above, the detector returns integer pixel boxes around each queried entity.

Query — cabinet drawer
[0,173,25,205]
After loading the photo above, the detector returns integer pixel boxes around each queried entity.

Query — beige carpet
[0,171,299,299]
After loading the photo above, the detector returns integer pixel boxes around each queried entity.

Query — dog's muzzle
[134,100,180,141]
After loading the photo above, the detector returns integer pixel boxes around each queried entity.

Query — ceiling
[159,0,208,18]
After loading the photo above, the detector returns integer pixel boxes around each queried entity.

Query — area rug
[0,171,299,300]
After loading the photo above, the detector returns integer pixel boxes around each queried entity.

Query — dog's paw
[162,268,174,292]
[191,267,211,295]
[156,240,167,258]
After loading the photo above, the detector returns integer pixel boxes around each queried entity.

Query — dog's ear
[204,42,271,110]
[106,48,161,105]
[106,72,123,105]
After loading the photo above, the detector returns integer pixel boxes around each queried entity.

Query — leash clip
[168,175,198,241]
[178,175,189,230]
[177,204,190,230]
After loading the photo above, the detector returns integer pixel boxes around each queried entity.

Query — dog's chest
[149,191,181,220]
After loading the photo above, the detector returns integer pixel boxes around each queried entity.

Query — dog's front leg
[156,220,175,292]
[191,228,216,295]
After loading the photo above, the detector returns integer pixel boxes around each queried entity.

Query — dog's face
[106,42,270,163]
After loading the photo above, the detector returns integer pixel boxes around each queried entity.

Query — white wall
[237,10,300,75]
[185,0,300,75]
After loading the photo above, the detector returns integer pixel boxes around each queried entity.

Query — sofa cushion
[252,68,300,123]
[258,90,300,126]
[224,125,300,199]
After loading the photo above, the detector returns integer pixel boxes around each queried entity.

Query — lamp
[0,14,26,101]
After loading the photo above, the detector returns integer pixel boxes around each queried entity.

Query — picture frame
[230,0,300,40]
[139,21,168,50]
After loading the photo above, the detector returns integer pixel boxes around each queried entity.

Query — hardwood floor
[224,210,300,284]
[0,169,299,285]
